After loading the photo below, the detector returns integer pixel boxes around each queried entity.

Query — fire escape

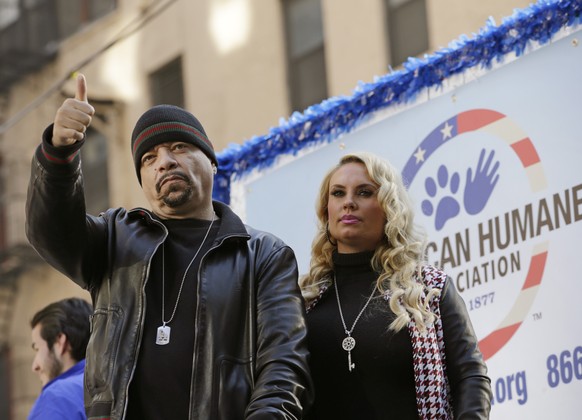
[0,0,59,92]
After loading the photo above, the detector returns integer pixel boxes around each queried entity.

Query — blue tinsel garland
[213,0,582,204]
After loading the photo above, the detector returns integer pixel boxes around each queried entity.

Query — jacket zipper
[121,216,167,419]
[188,233,245,420]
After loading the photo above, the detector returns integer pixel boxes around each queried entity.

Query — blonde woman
[301,152,491,419]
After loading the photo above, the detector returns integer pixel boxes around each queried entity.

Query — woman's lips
[340,215,360,224]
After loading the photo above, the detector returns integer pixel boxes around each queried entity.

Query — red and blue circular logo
[402,109,548,360]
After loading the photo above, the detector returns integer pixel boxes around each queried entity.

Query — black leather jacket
[435,277,493,419]
[26,133,313,419]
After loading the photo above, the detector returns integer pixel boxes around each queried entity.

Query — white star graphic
[414,147,426,164]
[440,122,453,140]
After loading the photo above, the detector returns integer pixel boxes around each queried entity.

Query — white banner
[240,29,582,418]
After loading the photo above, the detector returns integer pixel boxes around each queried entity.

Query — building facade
[0,0,531,418]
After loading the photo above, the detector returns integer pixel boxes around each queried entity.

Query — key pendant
[156,325,171,345]
[342,336,356,372]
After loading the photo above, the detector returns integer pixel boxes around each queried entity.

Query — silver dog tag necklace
[156,214,215,345]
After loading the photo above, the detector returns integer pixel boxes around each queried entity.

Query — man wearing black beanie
[25,74,313,419]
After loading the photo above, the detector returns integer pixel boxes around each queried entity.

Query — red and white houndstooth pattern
[405,265,453,420]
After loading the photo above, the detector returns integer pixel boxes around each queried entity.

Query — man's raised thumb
[75,73,88,103]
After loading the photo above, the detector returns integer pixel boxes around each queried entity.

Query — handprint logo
[464,149,500,215]
[422,149,500,230]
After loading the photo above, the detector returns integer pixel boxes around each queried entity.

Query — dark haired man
[26,74,312,419]
[29,297,92,420]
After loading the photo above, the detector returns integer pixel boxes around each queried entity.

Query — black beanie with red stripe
[131,104,217,184]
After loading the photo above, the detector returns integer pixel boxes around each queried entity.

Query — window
[385,0,429,67]
[0,153,4,253]
[0,0,19,30]
[0,283,13,420]
[81,127,109,216]
[0,347,8,420]
[55,0,117,39]
[149,56,185,107]
[282,0,327,113]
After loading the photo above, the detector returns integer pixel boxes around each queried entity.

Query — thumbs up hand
[52,73,96,147]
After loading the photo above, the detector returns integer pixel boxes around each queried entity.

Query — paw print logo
[422,149,500,231]
[422,166,461,230]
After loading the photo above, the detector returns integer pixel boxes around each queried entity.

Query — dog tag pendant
[156,325,171,345]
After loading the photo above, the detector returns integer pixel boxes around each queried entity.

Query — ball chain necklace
[155,213,215,346]
[334,276,377,372]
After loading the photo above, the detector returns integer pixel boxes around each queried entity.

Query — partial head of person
[303,152,427,318]
[30,298,92,386]
[313,151,423,263]
[131,105,218,220]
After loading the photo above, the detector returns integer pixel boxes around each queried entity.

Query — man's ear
[53,332,69,357]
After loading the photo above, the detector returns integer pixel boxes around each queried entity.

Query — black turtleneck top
[306,251,418,419]
[126,217,220,420]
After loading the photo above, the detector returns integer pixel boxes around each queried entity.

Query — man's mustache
[156,171,189,193]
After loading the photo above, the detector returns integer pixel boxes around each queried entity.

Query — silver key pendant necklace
[334,276,377,372]
[156,214,215,345]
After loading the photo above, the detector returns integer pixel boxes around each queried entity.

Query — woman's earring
[212,165,218,175]
[325,222,337,246]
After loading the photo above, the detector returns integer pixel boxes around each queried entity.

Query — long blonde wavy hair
[299,152,439,332]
